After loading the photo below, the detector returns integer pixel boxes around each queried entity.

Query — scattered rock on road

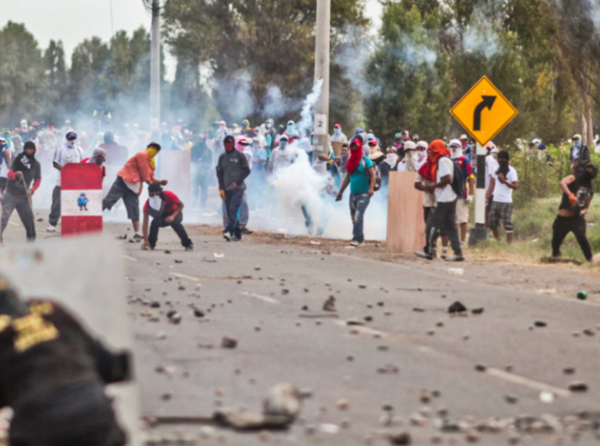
[388,430,412,445]
[221,337,238,349]
[475,363,487,372]
[448,301,467,314]
[322,296,336,312]
[471,308,484,315]
[214,383,302,431]
[534,321,547,327]
[568,381,588,392]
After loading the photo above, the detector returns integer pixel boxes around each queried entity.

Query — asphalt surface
[3,212,600,445]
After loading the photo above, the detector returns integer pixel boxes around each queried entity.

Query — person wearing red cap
[415,140,464,261]
[335,140,376,247]
[331,124,348,143]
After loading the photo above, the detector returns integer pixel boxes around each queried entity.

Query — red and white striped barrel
[61,164,103,236]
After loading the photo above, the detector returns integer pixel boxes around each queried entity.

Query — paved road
[3,214,600,445]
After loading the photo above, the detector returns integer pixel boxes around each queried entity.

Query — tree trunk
[581,72,594,146]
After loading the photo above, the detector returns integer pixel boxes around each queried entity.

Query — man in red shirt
[141,183,193,251]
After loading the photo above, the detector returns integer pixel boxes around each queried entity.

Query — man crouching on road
[0,277,130,446]
[141,182,193,251]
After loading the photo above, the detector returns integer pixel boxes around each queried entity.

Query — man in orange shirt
[103,142,167,240]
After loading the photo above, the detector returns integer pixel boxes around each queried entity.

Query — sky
[2,0,382,81]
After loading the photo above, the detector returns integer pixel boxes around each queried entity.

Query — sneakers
[46,226,56,233]
[141,245,152,251]
[349,240,363,247]
[223,233,231,242]
[445,255,465,262]
[185,244,194,252]
[132,232,144,241]
[240,226,253,235]
[231,236,241,242]
[414,251,434,260]
[441,248,448,260]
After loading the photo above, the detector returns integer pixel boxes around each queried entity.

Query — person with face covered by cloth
[217,135,250,241]
[379,147,399,189]
[397,141,418,172]
[47,131,84,233]
[415,140,464,262]
[141,183,193,251]
[267,135,295,175]
[336,140,376,247]
[0,142,41,242]
[551,163,598,262]
[103,143,167,240]
[331,124,348,143]
[82,148,107,177]
[486,150,519,244]
[570,134,591,173]
[0,278,130,446]
[0,137,13,195]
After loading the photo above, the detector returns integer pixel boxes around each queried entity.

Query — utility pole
[150,0,161,133]
[312,0,331,158]
[468,142,489,246]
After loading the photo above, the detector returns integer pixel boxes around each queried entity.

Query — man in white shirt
[48,131,84,232]
[486,150,518,244]
[485,147,499,227]
[415,140,464,261]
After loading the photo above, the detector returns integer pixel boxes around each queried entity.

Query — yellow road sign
[450,76,518,146]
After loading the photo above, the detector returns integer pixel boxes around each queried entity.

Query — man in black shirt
[0,142,41,242]
[0,279,129,446]
[551,163,597,261]
[216,135,250,241]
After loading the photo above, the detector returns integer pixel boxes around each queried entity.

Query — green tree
[364,3,452,144]
[0,22,48,126]
[163,0,367,126]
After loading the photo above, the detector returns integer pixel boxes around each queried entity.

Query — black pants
[552,215,592,261]
[193,174,210,209]
[10,423,125,446]
[1,192,36,241]
[49,186,61,226]
[424,200,462,256]
[225,189,244,239]
[0,177,8,193]
[149,213,192,249]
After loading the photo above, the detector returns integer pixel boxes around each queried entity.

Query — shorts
[456,198,469,224]
[489,202,513,232]
[102,177,140,221]
[486,194,494,214]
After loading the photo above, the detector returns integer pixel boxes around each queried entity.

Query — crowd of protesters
[0,117,597,262]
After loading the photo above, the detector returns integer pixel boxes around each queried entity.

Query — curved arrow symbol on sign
[473,96,497,131]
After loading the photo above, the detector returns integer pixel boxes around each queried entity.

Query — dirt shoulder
[188,224,600,303]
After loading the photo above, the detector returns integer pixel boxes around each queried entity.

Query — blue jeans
[349,193,370,243]
[225,189,244,238]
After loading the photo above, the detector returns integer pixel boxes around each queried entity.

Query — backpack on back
[450,158,465,198]
[361,157,382,191]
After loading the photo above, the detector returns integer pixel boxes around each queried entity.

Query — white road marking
[242,291,280,304]
[334,320,388,337]
[486,367,570,398]
[122,255,138,262]
[171,272,202,282]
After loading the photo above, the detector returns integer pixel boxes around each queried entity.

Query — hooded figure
[1,141,42,241]
[284,120,300,143]
[398,141,418,172]
[367,137,384,165]
[570,134,590,169]
[0,277,130,446]
[346,140,364,174]
[379,147,399,186]
[84,147,107,179]
[331,124,348,143]
[265,119,277,151]
[427,140,452,181]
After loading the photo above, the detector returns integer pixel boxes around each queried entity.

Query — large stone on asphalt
[448,301,467,314]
